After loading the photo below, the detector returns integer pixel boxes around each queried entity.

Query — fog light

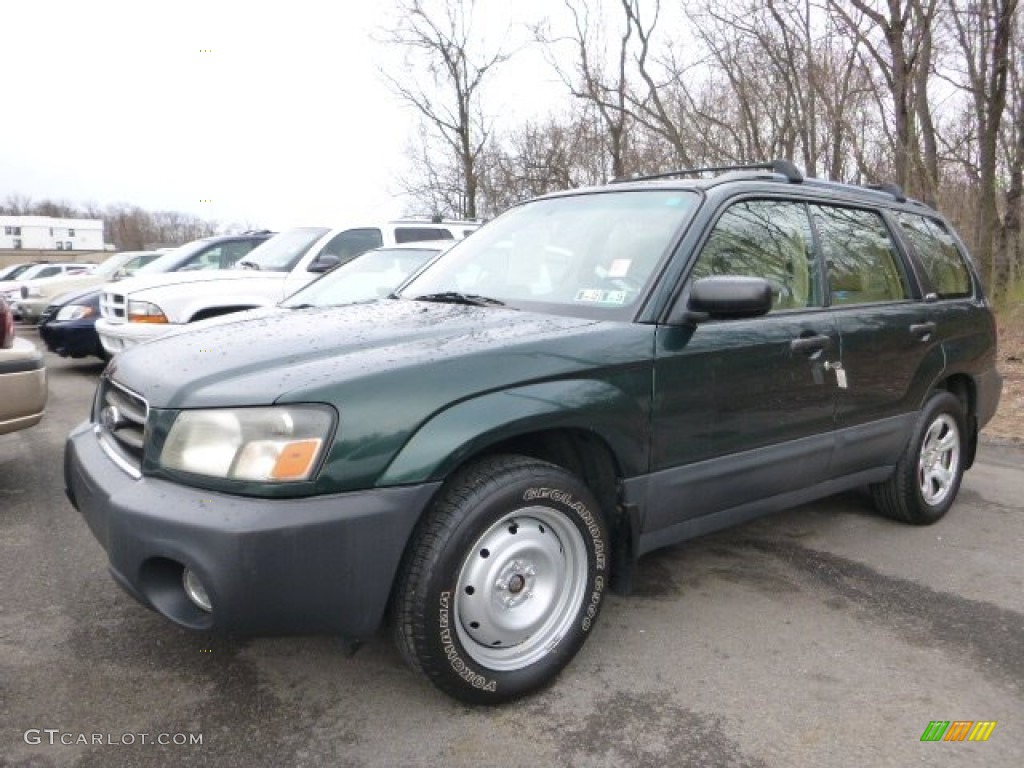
[182,569,212,613]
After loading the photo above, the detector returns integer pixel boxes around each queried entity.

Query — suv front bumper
[64,421,439,638]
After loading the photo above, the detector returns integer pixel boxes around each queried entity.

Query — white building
[0,215,105,252]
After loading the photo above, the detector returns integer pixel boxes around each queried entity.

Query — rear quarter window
[897,214,973,299]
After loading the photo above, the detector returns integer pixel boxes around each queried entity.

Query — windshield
[237,227,329,272]
[400,189,698,318]
[281,245,445,308]
[0,263,34,280]
[135,240,215,275]
[17,264,56,280]
[92,252,140,278]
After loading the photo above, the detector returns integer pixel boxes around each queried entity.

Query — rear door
[810,204,945,478]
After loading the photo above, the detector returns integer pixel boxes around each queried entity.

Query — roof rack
[866,182,907,203]
[611,159,804,184]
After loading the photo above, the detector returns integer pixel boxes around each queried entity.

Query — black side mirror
[670,276,773,325]
[308,253,341,273]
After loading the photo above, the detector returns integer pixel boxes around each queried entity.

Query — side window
[812,206,908,305]
[897,214,973,298]
[320,228,384,263]
[691,199,818,310]
[38,266,61,277]
[394,227,452,243]
[182,246,224,270]
[220,240,260,268]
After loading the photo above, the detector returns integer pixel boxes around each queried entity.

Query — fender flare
[377,378,648,487]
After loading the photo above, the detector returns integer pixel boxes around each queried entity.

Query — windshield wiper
[413,291,509,308]
[238,260,260,270]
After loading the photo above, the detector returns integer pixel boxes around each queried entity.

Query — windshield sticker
[574,289,627,305]
[608,259,632,278]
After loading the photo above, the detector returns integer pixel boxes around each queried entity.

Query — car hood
[0,279,29,293]
[108,270,287,296]
[48,285,101,308]
[21,272,102,298]
[107,299,639,409]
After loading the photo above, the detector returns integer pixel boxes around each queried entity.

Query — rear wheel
[871,391,965,525]
[394,455,609,704]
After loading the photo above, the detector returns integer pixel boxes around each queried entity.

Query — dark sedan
[38,286,107,362]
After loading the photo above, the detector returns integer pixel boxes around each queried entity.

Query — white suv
[95,219,478,355]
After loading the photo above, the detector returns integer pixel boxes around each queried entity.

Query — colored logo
[920,721,996,742]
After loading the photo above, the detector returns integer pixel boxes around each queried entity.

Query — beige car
[16,251,162,324]
[0,295,46,435]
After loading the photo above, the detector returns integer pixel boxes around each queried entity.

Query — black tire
[393,454,609,704]
[871,391,966,525]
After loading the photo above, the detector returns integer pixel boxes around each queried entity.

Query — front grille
[100,291,127,322]
[95,377,149,477]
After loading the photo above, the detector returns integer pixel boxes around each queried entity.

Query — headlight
[127,300,168,323]
[160,406,334,482]
[23,286,44,298]
[55,305,95,321]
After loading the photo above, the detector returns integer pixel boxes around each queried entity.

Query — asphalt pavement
[2,334,1022,767]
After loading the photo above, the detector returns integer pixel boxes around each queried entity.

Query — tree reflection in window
[692,200,817,310]
[897,214,972,299]
[813,206,908,305]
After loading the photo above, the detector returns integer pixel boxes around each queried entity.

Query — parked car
[16,251,162,324]
[65,161,1001,704]
[1,262,92,304]
[0,294,46,435]
[149,242,455,342]
[128,231,275,277]
[95,220,476,355]
[38,287,107,362]
[0,262,44,281]
[278,240,451,304]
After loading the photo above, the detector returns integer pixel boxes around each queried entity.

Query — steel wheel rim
[454,506,589,671]
[917,413,960,506]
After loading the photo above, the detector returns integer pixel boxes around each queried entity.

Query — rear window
[898,214,973,299]
[394,227,453,243]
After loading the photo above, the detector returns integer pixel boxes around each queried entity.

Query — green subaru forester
[65,161,1002,704]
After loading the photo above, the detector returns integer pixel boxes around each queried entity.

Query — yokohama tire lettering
[438,592,497,692]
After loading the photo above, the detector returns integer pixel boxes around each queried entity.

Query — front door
[646,199,838,539]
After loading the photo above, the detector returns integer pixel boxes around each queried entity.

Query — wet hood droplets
[106,300,603,408]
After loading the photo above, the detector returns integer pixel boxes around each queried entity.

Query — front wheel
[871,391,966,525]
[394,455,609,704]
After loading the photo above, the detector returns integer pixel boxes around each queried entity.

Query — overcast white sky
[0,0,569,230]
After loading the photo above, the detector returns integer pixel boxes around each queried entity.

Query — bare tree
[1,193,35,215]
[381,0,510,219]
[828,0,940,196]
[479,105,611,213]
[995,6,1024,293]
[945,0,1019,295]
[533,0,635,178]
